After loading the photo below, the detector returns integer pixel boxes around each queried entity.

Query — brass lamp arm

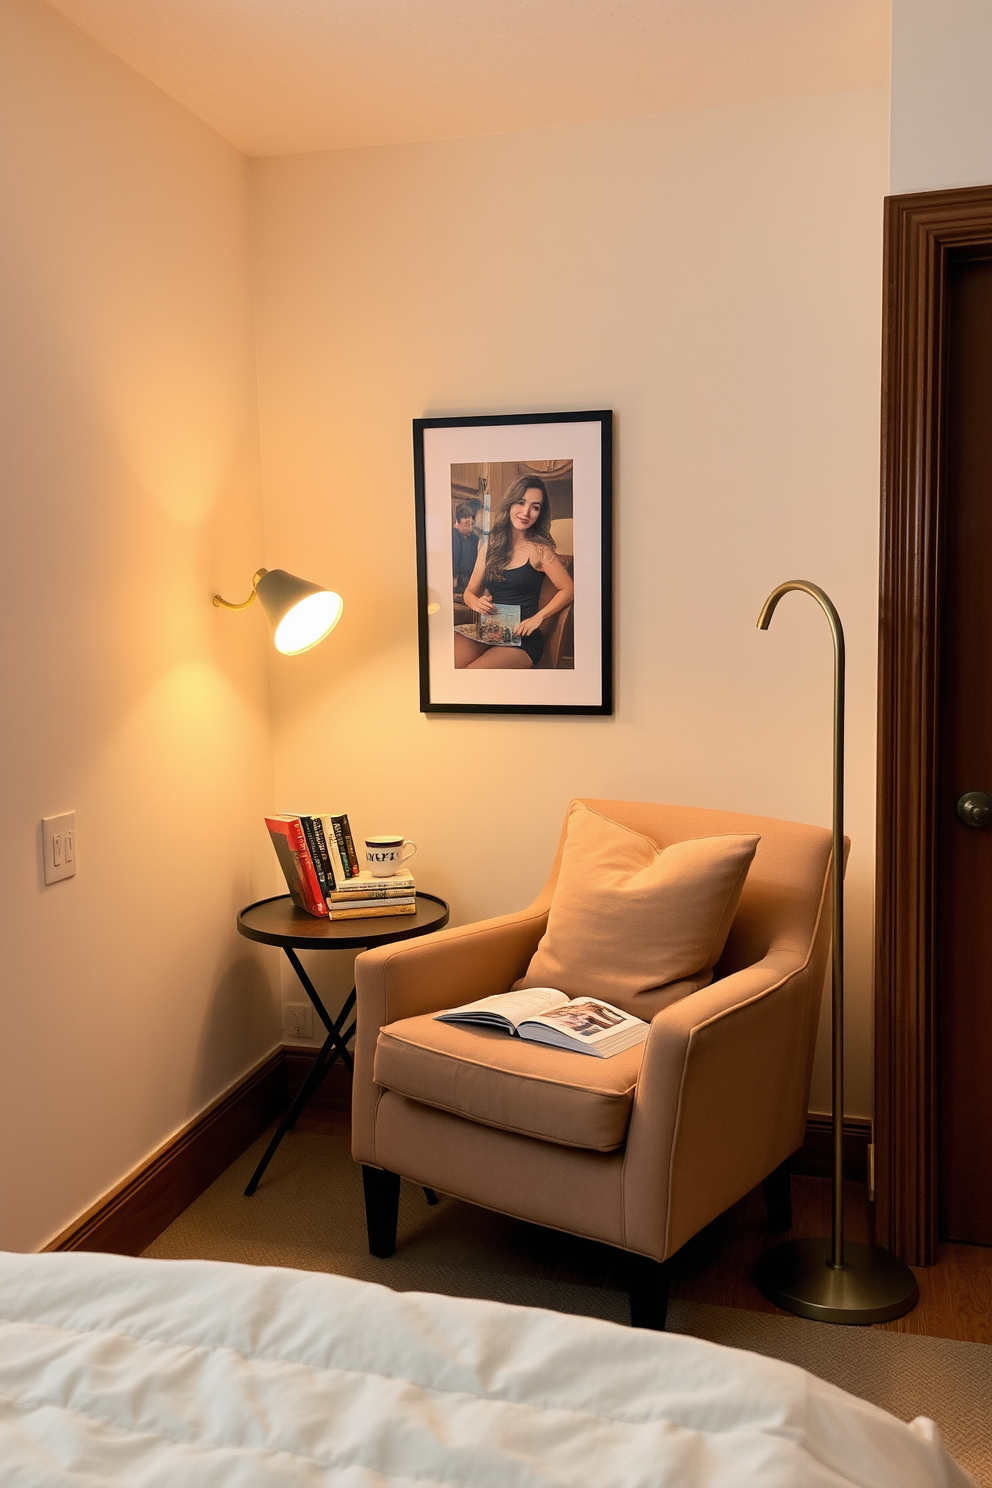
[757,579,845,1268]
[213,569,269,610]
[750,578,917,1328]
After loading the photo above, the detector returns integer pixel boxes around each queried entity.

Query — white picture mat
[422,420,605,707]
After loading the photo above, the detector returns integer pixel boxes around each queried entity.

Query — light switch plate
[43,812,76,884]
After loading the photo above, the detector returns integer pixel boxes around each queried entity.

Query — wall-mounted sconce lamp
[213,568,343,655]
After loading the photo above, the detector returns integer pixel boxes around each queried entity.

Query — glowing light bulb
[273,591,343,654]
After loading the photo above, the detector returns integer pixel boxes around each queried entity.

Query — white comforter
[0,1251,971,1487]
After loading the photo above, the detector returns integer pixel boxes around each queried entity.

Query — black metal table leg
[244,1037,340,1195]
[285,1017,355,1132]
[244,954,357,1196]
[285,948,355,1071]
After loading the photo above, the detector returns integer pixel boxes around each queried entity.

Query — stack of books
[327,868,416,920]
[263,813,416,920]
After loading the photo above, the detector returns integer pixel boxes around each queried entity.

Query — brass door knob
[956,791,992,828]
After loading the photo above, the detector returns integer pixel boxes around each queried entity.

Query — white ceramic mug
[364,835,417,877]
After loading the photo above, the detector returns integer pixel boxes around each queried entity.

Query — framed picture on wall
[413,410,613,715]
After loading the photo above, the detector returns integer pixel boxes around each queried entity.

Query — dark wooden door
[936,252,992,1245]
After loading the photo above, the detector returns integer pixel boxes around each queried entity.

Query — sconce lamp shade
[256,569,343,654]
[213,567,343,654]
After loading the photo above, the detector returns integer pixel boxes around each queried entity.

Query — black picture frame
[413,410,613,715]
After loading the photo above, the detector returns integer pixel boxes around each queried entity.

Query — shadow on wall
[189,954,280,1111]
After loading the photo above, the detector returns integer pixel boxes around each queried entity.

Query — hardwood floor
[299,1102,991,1344]
[669,1172,992,1346]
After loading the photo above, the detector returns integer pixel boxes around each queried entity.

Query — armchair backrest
[532,799,834,980]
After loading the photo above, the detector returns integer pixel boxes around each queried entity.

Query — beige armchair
[352,800,835,1328]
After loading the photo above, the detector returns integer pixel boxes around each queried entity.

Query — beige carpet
[145,1123,992,1486]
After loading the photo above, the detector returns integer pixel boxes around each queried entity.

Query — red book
[264,815,327,917]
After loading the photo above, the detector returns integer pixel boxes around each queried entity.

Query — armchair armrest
[356,906,549,1026]
[352,905,548,1165]
[621,950,822,1260]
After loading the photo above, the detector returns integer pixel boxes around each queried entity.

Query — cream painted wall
[0,0,280,1251]
[251,88,889,1117]
[890,0,992,193]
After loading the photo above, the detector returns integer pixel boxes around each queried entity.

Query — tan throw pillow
[516,802,760,1019]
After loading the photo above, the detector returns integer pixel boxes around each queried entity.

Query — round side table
[237,891,449,1194]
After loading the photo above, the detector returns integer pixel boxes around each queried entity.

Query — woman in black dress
[455,476,574,670]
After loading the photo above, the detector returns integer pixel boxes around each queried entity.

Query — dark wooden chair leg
[362,1166,401,1257]
[762,1158,793,1231]
[628,1254,672,1330]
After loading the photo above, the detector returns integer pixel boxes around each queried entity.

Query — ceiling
[45,0,891,158]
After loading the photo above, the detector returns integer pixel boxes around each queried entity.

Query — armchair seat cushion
[373,1014,644,1152]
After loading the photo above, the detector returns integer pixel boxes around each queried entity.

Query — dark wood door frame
[876,183,992,1267]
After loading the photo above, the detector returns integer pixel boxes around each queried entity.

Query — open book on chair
[435,987,648,1058]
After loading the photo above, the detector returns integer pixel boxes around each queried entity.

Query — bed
[0,1250,972,1487]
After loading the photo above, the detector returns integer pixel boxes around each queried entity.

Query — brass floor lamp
[752,581,918,1324]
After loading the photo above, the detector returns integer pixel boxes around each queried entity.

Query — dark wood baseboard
[44,1048,288,1255]
[42,1040,868,1256]
[792,1114,872,1184]
[284,1047,353,1110]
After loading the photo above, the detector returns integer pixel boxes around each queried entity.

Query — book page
[519,998,643,1044]
[437,987,568,1030]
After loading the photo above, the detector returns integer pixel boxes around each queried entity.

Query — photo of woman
[414,410,612,715]
[454,475,574,670]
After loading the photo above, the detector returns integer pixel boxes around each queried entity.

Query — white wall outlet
[42,812,76,885]
[285,1002,313,1039]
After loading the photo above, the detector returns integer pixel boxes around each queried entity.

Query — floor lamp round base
[754,1237,919,1325]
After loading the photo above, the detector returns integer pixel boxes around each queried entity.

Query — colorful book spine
[299,814,334,899]
[330,868,413,890]
[309,816,337,892]
[329,884,414,902]
[318,814,349,884]
[339,815,361,877]
[330,895,416,910]
[328,814,359,879]
[264,816,327,917]
[291,817,327,915]
[329,902,418,920]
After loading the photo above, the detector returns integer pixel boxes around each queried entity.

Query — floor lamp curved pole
[752,580,919,1324]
